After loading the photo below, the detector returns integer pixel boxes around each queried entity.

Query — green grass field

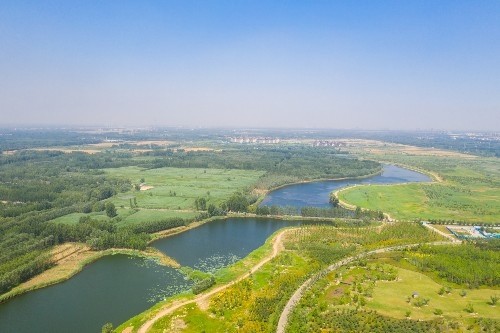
[51,167,264,227]
[339,142,500,223]
[366,264,499,321]
[115,209,199,227]
[105,166,264,226]
[105,166,264,209]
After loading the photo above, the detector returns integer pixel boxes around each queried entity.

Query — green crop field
[339,142,500,223]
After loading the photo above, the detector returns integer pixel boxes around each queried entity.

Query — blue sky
[0,1,499,130]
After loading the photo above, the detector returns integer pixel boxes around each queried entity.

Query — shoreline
[0,246,180,304]
[252,166,384,207]
[0,163,418,305]
[334,162,441,221]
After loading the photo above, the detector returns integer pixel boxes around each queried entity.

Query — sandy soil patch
[340,139,475,158]
[0,243,94,301]
[30,147,101,154]
[140,185,154,191]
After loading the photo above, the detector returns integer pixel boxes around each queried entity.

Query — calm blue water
[152,218,302,272]
[0,218,302,333]
[260,165,430,208]
[0,165,430,333]
[0,255,190,333]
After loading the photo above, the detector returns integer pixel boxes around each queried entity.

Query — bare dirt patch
[140,185,154,191]
[170,316,187,332]
[341,139,475,159]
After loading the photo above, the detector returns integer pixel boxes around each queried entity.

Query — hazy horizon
[1,1,499,131]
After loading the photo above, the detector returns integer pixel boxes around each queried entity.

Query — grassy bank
[0,244,179,304]
[339,140,500,223]
[115,222,444,332]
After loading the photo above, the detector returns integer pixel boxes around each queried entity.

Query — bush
[192,276,215,294]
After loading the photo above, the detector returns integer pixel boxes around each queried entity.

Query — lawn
[366,264,499,321]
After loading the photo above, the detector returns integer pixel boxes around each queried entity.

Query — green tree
[355,206,362,218]
[105,202,117,218]
[329,193,339,207]
[101,322,113,333]
[225,192,249,212]
[465,302,474,313]
[195,197,207,210]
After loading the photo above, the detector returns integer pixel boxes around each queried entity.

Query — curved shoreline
[0,247,180,304]
[334,162,440,220]
[253,166,384,207]
[134,228,290,333]
[0,164,418,308]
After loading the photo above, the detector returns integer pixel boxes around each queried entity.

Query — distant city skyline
[1,1,499,131]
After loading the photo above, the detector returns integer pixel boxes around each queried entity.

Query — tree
[225,192,249,212]
[195,197,207,211]
[433,308,443,315]
[329,193,339,207]
[489,295,499,306]
[355,206,362,218]
[105,202,117,218]
[101,322,113,333]
[464,302,474,313]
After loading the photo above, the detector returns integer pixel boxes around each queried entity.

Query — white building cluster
[312,140,346,147]
[228,137,281,144]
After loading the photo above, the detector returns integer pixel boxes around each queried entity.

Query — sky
[0,1,499,130]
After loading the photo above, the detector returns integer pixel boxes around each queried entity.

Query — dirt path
[276,241,454,333]
[135,229,288,333]
[422,222,461,243]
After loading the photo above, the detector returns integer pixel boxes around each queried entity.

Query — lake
[0,165,430,333]
[260,164,430,207]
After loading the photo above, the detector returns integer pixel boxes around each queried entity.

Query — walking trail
[134,229,288,333]
[276,240,456,333]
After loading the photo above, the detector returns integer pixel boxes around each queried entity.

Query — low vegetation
[116,222,443,332]
[287,240,500,333]
[340,141,500,223]
[0,141,380,298]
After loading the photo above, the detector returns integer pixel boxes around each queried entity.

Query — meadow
[45,166,263,227]
[288,252,499,333]
[105,166,264,210]
[338,140,500,223]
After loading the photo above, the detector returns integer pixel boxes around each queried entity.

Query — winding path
[276,241,455,333]
[135,229,288,333]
